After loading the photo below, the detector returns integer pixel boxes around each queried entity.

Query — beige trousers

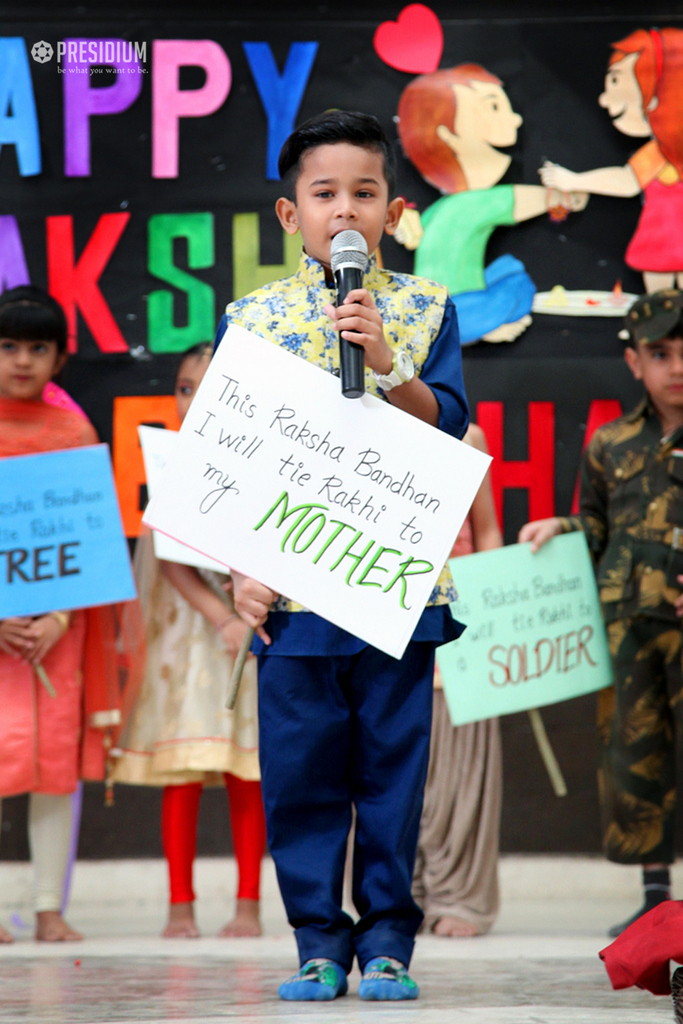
[413,690,502,934]
[0,793,73,913]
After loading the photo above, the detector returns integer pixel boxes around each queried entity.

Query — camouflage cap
[620,289,683,345]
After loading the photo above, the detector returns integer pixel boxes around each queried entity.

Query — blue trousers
[256,641,436,973]
[455,254,536,345]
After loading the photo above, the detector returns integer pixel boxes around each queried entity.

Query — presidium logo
[30,39,147,67]
[31,41,53,63]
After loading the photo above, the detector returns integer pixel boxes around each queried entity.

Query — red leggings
[162,775,266,904]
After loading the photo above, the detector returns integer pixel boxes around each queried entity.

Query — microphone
[330,229,368,399]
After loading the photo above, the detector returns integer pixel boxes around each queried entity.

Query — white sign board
[138,426,230,574]
[143,324,490,658]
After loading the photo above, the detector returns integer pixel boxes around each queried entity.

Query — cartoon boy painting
[395,65,587,344]
[542,28,683,294]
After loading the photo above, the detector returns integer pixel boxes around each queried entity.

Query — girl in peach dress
[0,287,133,943]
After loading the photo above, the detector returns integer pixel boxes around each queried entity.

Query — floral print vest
[223,249,457,610]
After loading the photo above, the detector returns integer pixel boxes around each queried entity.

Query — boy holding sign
[521,290,683,938]
[215,111,468,1000]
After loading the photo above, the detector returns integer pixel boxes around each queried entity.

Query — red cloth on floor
[162,776,266,904]
[599,900,683,995]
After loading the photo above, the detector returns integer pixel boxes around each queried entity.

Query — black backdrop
[1,0,681,859]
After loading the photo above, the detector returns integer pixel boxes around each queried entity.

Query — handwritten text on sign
[437,533,613,725]
[143,324,490,658]
[0,444,136,617]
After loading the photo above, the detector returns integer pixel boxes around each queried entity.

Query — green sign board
[438,533,613,726]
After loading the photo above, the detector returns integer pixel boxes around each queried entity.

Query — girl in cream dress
[114,344,265,938]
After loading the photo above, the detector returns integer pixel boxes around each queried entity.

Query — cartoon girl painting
[541,28,683,293]
[395,64,587,344]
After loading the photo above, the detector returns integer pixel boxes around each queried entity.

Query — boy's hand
[568,191,589,212]
[324,289,393,376]
[518,517,563,552]
[545,187,589,214]
[232,571,279,646]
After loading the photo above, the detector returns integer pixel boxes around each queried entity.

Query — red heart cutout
[374,4,443,74]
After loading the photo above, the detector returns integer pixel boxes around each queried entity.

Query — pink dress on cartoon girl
[626,139,683,272]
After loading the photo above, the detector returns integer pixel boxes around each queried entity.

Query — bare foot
[35,911,83,942]
[482,314,533,343]
[162,902,200,938]
[432,915,480,937]
[218,898,262,937]
[0,924,13,943]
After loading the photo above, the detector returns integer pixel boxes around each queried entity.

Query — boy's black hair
[0,285,68,353]
[278,110,397,201]
[176,341,212,372]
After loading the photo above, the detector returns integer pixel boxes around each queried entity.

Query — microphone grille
[330,230,368,273]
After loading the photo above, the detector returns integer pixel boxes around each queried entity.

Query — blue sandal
[358,956,419,1000]
[278,959,348,1001]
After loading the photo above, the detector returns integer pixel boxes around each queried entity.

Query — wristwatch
[371,350,415,391]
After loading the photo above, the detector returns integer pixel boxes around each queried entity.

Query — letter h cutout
[476,401,555,528]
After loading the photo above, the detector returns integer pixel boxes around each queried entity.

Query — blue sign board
[0,444,136,617]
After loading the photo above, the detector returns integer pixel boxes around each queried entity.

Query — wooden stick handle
[35,663,56,698]
[226,626,255,710]
[527,708,567,798]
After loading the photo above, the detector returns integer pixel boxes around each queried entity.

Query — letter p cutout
[152,40,231,178]
[63,39,144,177]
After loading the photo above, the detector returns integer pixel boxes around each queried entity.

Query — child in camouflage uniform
[520,289,683,938]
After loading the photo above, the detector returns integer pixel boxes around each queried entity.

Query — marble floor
[0,950,673,1023]
[0,858,676,1024]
